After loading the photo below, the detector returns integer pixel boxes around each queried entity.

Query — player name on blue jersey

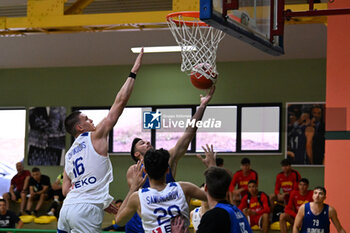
[306,229,325,233]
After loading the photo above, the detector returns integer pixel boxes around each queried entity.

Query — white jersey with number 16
[63,132,114,209]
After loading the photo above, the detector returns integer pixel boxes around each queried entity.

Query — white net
[167,12,225,78]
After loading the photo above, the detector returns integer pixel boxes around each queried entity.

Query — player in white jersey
[115,148,208,233]
[57,49,144,233]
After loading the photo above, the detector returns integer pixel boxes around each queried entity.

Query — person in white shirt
[57,49,144,233]
[115,148,210,233]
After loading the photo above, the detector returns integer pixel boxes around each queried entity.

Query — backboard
[200,0,284,55]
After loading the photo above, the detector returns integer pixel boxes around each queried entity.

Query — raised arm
[293,204,305,233]
[329,206,346,233]
[195,144,217,168]
[168,86,215,177]
[94,49,144,139]
[180,181,207,204]
[116,161,146,225]
[115,192,139,226]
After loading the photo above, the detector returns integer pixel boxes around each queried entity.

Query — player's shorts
[248,214,263,228]
[57,203,104,233]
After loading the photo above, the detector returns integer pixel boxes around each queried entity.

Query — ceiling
[0,0,327,69]
[0,23,327,69]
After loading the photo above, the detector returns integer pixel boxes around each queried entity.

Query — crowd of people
[0,49,346,233]
[0,163,64,230]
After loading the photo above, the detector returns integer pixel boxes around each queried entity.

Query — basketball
[190,63,217,89]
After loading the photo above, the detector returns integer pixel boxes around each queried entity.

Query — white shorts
[57,203,104,233]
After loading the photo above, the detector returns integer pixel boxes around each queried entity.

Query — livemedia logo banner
[142,107,236,133]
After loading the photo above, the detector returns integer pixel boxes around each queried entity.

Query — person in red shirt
[229,158,258,205]
[270,159,301,210]
[3,162,31,215]
[279,178,313,233]
[239,180,270,233]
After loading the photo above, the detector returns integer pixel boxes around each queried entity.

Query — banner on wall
[27,107,66,166]
[286,102,325,166]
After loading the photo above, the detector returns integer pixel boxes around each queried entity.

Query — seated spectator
[47,173,64,217]
[3,162,31,215]
[25,167,51,216]
[102,199,125,232]
[270,159,301,210]
[279,178,313,233]
[190,185,209,233]
[229,158,258,205]
[0,199,23,230]
[239,180,270,233]
[216,157,233,177]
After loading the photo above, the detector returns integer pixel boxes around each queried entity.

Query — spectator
[229,158,258,205]
[280,178,313,233]
[3,162,31,215]
[215,157,233,177]
[0,199,23,231]
[47,173,64,217]
[25,167,51,216]
[239,180,270,233]
[270,159,301,210]
[102,199,125,232]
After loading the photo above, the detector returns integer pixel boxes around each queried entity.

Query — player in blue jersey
[293,187,346,233]
[125,86,215,233]
[195,148,253,233]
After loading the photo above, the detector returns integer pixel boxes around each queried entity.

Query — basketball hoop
[166,11,225,78]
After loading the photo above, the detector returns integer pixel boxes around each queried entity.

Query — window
[0,109,26,196]
[76,107,152,153]
[241,106,280,151]
[74,104,281,154]
[113,107,151,152]
[155,108,192,150]
[196,106,237,152]
[79,109,109,125]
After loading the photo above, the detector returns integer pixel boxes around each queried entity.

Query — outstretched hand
[196,144,217,168]
[171,215,188,233]
[104,202,119,214]
[131,48,144,74]
[130,160,147,191]
[200,85,215,107]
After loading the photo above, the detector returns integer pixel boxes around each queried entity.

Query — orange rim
[166,11,209,27]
